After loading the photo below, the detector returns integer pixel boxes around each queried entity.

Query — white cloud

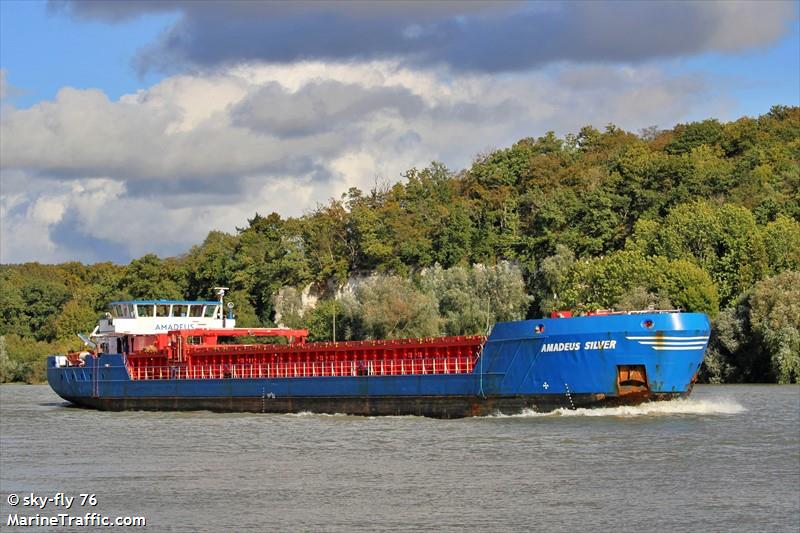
[1,60,723,263]
[705,1,794,51]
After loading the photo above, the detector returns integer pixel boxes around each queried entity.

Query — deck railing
[127,356,477,380]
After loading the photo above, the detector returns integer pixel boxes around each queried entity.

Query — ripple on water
[0,384,796,533]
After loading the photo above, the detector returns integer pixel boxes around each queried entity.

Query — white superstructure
[89,299,236,355]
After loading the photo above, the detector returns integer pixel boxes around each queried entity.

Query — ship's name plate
[540,340,617,352]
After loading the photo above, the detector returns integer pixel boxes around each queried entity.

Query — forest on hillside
[1,106,798,384]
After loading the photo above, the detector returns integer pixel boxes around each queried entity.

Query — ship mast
[213,287,229,327]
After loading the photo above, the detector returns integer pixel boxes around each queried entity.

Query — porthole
[535,324,545,334]
[642,319,654,329]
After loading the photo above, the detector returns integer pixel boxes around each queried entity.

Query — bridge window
[156,304,171,317]
[172,304,188,317]
[189,305,204,317]
[204,305,218,318]
[125,304,134,318]
[137,304,154,317]
[111,305,123,318]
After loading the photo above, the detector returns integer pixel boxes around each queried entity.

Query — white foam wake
[499,398,746,418]
[277,399,746,419]
[283,411,351,417]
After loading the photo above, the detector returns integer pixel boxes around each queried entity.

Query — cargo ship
[47,290,710,418]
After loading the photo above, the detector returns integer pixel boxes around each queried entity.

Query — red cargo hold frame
[125,328,485,381]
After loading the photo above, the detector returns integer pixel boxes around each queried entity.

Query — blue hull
[47,313,709,417]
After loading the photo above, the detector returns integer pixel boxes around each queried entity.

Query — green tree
[635,201,768,305]
[652,257,719,317]
[0,275,28,337]
[82,262,127,310]
[0,334,74,383]
[665,119,724,155]
[703,272,800,384]
[749,271,800,383]
[54,296,99,342]
[228,213,310,322]
[121,254,185,299]
[300,202,352,283]
[352,275,440,339]
[185,231,238,299]
[761,215,800,275]
[225,289,260,328]
[422,262,530,335]
[303,298,362,342]
[531,244,575,314]
[561,251,655,311]
[561,251,718,316]
[614,287,672,312]
[20,279,71,341]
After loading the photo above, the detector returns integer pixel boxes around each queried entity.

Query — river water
[0,384,798,532]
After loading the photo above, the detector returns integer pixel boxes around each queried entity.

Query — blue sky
[674,24,800,120]
[0,1,177,106]
[1,0,798,264]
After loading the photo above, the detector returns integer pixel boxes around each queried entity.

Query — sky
[1,0,798,265]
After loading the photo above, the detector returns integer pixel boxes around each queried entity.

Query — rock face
[272,275,371,326]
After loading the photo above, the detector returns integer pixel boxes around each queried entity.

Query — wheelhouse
[108,301,223,320]
[92,299,235,355]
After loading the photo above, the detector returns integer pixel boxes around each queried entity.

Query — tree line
[1,106,798,383]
